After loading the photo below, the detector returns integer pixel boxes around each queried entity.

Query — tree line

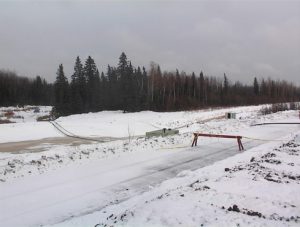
[1,52,299,116]
[53,52,300,116]
[0,70,53,106]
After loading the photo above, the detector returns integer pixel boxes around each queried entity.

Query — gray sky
[0,0,299,83]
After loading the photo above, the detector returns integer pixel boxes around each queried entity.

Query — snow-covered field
[0,105,274,182]
[1,105,300,227]
[0,105,264,143]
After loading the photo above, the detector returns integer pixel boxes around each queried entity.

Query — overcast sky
[0,0,299,83]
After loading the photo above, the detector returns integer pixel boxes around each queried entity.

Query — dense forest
[1,52,300,116]
[0,70,53,106]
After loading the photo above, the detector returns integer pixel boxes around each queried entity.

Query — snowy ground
[0,105,300,226]
[0,106,52,123]
[0,105,264,143]
[0,105,278,182]
[65,132,300,227]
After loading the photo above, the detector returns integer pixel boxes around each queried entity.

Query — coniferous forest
[0,70,53,106]
[1,52,300,116]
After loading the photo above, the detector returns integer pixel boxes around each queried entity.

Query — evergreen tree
[84,56,98,111]
[31,75,43,105]
[118,52,136,112]
[222,73,229,105]
[94,69,101,111]
[70,56,84,113]
[54,64,70,116]
[199,71,205,105]
[253,77,259,96]
[223,73,229,96]
[141,66,148,108]
[107,65,119,109]
[191,72,196,98]
[100,71,108,109]
[135,66,144,109]
[261,79,267,97]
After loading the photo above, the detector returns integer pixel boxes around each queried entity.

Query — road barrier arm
[192,133,244,151]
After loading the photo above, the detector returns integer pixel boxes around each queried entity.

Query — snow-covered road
[0,143,235,226]
[1,123,299,227]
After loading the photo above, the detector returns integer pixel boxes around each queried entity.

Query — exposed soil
[0,136,117,153]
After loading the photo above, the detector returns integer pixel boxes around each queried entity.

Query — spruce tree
[100,71,108,109]
[223,73,229,96]
[84,56,98,111]
[253,77,259,96]
[70,56,84,113]
[54,64,70,116]
[199,71,205,105]
[94,69,101,111]
[118,52,134,112]
[31,75,43,105]
[107,65,118,109]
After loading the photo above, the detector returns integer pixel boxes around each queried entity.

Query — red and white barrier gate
[191,133,244,151]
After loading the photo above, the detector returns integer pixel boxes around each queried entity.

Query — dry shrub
[0,119,15,124]
[36,115,50,121]
[4,111,14,118]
